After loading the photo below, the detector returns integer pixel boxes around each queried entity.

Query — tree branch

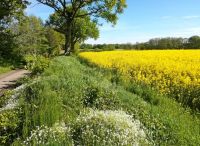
[76,6,104,18]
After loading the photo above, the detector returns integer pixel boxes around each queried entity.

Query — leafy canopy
[37,0,127,24]
[46,11,99,44]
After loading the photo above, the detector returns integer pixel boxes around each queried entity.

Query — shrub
[82,83,119,110]
[22,123,72,145]
[72,109,148,146]
[0,109,22,145]
[25,55,50,75]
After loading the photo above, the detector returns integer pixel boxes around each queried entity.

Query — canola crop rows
[79,50,200,110]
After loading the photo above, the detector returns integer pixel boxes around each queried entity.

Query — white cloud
[182,15,200,19]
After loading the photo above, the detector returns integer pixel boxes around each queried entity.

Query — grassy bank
[1,56,199,145]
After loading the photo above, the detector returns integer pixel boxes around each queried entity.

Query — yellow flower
[79,50,200,105]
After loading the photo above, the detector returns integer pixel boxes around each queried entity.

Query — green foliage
[47,11,99,53]
[0,90,13,108]
[38,0,126,24]
[126,82,160,105]
[0,0,28,60]
[73,42,80,55]
[0,0,28,21]
[44,27,64,57]
[13,15,49,56]
[0,31,17,59]
[1,14,63,60]
[0,58,25,75]
[0,109,22,145]
[169,83,200,111]
[25,55,50,75]
[21,83,63,138]
[82,83,119,110]
[187,35,200,48]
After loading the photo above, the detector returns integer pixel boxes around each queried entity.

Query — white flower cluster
[74,109,148,146]
[23,122,71,145]
[0,84,26,112]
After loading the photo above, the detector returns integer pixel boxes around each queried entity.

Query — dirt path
[0,69,30,91]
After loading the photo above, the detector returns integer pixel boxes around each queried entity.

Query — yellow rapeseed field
[79,50,200,110]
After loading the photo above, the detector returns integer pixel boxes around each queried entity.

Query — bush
[0,109,22,145]
[25,55,50,75]
[22,123,72,145]
[72,109,148,146]
[82,83,119,110]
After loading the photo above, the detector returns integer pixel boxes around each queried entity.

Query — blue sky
[26,0,200,44]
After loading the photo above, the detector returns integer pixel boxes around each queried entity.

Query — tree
[188,36,200,49]
[37,0,127,54]
[13,15,48,56]
[0,0,28,59]
[46,11,99,52]
[80,44,93,50]
[45,27,65,56]
[71,16,99,51]
[0,0,28,24]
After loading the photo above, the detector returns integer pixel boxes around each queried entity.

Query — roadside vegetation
[0,56,199,145]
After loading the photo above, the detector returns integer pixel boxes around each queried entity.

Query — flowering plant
[23,123,72,145]
[73,109,148,146]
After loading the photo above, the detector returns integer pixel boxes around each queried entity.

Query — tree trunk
[64,21,72,55]
[64,34,70,55]
[70,36,76,53]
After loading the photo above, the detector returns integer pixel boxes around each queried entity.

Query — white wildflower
[73,109,149,145]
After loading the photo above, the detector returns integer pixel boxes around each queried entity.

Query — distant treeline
[81,36,200,50]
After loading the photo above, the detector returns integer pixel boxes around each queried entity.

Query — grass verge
[0,56,199,145]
